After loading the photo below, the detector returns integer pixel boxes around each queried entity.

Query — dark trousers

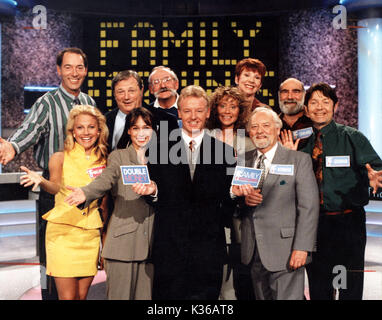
[306,208,366,300]
[37,170,58,300]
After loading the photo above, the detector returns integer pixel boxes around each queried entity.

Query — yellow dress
[43,143,106,277]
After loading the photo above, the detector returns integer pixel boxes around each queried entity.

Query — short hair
[305,82,338,106]
[125,107,155,132]
[279,78,305,92]
[148,66,178,84]
[56,47,88,68]
[178,85,209,110]
[65,105,109,164]
[111,70,143,92]
[247,106,282,131]
[207,86,249,132]
[235,58,267,83]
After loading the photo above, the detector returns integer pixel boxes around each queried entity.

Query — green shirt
[301,120,382,212]
[9,85,96,170]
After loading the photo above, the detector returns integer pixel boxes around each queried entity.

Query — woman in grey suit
[65,107,157,300]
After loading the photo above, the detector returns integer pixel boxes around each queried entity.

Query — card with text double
[120,165,151,185]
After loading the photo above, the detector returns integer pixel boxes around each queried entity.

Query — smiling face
[235,68,262,98]
[178,96,210,137]
[278,79,305,115]
[57,52,87,96]
[128,116,153,150]
[305,90,336,130]
[248,110,280,153]
[216,95,240,130]
[73,113,99,153]
[114,77,143,115]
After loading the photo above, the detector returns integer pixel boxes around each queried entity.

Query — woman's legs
[54,276,94,300]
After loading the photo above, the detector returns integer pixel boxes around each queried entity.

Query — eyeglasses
[151,77,174,86]
[279,89,303,95]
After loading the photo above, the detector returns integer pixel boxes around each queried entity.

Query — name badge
[270,164,294,176]
[87,165,106,179]
[325,156,350,167]
[120,165,151,185]
[232,166,263,188]
[292,127,313,140]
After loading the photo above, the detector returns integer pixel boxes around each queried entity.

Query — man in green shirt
[301,82,382,300]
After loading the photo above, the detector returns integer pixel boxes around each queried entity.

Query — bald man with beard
[278,78,313,150]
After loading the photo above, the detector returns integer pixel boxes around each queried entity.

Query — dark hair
[235,58,267,83]
[125,107,154,131]
[305,82,338,106]
[207,86,249,132]
[112,70,143,92]
[56,47,88,68]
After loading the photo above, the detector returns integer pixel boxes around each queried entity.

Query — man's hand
[65,186,86,206]
[366,163,382,194]
[0,137,16,165]
[289,250,308,270]
[19,166,42,191]
[244,188,263,207]
[232,184,255,197]
[279,129,300,151]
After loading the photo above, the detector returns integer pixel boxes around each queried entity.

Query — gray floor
[1,208,382,300]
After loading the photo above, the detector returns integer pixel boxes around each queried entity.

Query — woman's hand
[131,180,157,196]
[65,186,86,206]
[19,166,43,191]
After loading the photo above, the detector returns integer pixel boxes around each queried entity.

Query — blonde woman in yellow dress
[20,105,109,300]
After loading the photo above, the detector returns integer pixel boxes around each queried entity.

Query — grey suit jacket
[240,142,319,272]
[81,144,154,262]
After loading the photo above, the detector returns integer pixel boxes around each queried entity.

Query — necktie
[256,154,266,189]
[189,140,196,180]
[72,98,81,106]
[312,131,323,205]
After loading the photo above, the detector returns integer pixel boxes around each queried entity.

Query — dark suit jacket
[148,131,236,299]
[106,103,179,151]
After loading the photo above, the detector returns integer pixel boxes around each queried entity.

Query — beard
[279,98,304,115]
[252,136,272,150]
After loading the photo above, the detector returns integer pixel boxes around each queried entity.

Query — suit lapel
[261,143,289,198]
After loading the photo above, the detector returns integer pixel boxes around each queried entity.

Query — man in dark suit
[142,85,236,300]
[106,70,178,151]
[232,107,319,300]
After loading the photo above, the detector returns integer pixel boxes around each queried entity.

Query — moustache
[154,88,177,97]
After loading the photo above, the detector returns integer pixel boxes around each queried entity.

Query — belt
[322,209,353,216]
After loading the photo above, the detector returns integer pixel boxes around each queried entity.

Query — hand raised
[279,129,300,151]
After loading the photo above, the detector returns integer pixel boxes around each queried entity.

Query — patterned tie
[189,140,196,153]
[256,154,266,189]
[312,131,324,205]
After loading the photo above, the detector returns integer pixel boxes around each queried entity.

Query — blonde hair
[178,85,209,110]
[65,105,109,163]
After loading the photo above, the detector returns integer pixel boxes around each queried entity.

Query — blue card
[232,166,263,188]
[292,127,313,140]
[120,165,150,185]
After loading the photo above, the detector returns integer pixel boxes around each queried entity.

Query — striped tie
[256,154,266,189]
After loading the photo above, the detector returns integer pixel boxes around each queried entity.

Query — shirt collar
[153,94,179,109]
[116,109,127,119]
[257,142,278,163]
[315,120,336,136]
[182,129,205,149]
[59,84,81,100]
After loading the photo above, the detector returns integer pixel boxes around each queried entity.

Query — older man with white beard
[278,78,313,150]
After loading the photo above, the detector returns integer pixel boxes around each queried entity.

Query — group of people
[0,47,382,301]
